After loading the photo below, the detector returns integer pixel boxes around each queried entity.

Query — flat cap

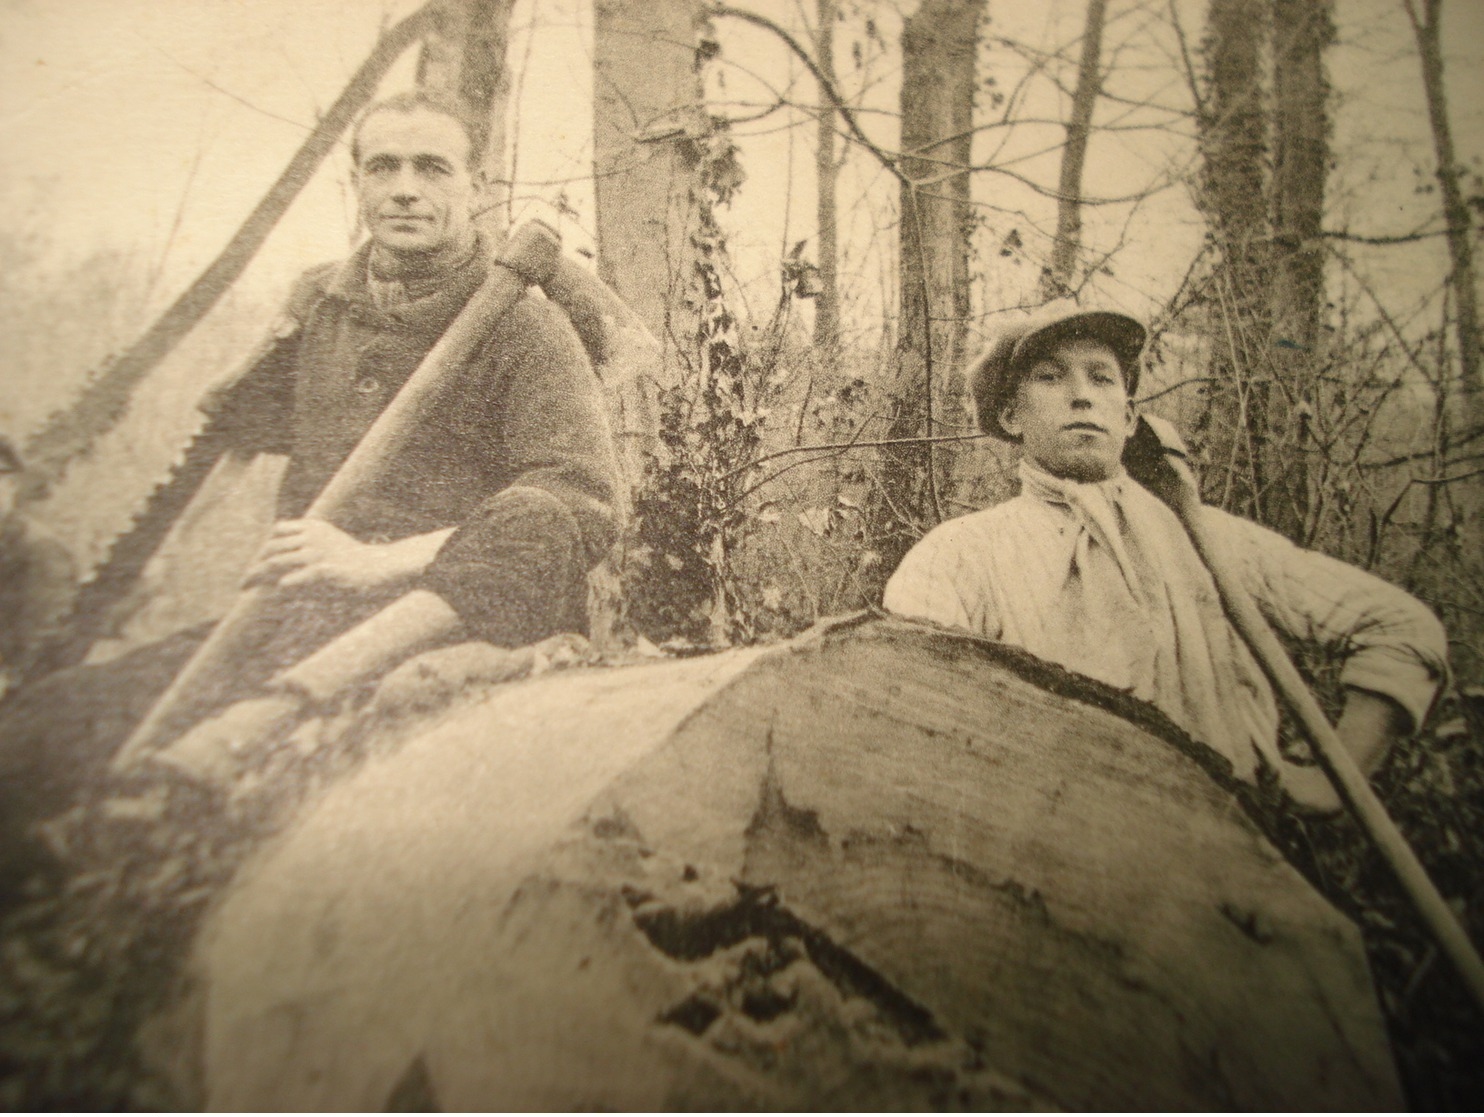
[969,305,1146,440]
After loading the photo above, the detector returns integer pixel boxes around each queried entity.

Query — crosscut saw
[73,220,655,762]
[31,218,657,685]
[33,230,656,682]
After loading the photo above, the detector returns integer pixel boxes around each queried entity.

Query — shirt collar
[321,234,486,308]
[1018,457,1129,509]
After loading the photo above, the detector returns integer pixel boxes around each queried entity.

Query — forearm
[275,589,463,703]
[1336,686,1412,776]
[1223,511,1449,735]
[377,527,456,587]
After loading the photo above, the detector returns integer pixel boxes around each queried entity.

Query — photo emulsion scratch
[0,0,1481,1108]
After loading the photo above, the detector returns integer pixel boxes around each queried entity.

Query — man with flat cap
[884,303,1449,812]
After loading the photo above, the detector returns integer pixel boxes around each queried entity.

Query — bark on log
[151,619,1400,1110]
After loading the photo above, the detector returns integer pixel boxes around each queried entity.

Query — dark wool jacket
[209,239,622,647]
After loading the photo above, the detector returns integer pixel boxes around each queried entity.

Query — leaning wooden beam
[19,1,443,502]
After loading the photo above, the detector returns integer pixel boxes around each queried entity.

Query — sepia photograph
[0,0,1481,1108]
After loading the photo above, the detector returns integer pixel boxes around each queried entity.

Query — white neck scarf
[1012,459,1282,778]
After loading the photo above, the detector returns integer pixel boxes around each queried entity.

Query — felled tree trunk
[148,619,1400,1110]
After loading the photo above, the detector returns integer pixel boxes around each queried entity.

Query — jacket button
[355,375,380,395]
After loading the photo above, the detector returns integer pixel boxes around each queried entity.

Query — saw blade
[28,423,232,679]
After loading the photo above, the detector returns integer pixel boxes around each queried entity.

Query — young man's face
[353,107,478,258]
[1000,337,1136,483]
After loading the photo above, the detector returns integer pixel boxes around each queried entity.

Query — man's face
[1000,337,1136,483]
[353,107,478,257]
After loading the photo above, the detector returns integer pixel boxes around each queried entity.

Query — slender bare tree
[1044,0,1110,299]
[416,0,518,241]
[813,0,841,350]
[1403,0,1481,437]
[1197,0,1274,522]
[1265,0,1333,541]
[592,0,707,350]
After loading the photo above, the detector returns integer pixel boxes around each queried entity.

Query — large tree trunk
[592,0,707,351]
[416,0,517,242]
[1265,0,1332,543]
[139,621,1401,1110]
[592,0,710,646]
[877,0,985,573]
[1404,0,1482,437]
[813,0,840,351]
[1043,0,1109,300]
[1197,0,1274,524]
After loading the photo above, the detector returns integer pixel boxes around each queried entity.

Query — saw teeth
[77,421,210,589]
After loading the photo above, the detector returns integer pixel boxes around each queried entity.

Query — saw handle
[111,222,561,768]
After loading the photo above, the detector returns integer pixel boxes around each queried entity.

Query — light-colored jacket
[884,461,1449,780]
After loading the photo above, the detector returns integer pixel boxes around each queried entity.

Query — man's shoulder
[486,291,589,364]
[900,496,1041,568]
[918,494,1043,545]
[281,260,345,323]
[504,291,570,331]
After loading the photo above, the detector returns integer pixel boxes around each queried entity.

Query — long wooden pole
[1136,415,1484,1016]
[111,222,561,769]
[20,2,443,501]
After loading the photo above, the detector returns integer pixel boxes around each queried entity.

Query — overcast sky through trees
[1,0,1481,433]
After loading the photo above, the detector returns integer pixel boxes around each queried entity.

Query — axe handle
[126,246,650,764]
[112,222,562,769]
[1161,458,1484,1015]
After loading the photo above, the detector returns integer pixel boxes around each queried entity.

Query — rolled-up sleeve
[419,297,623,644]
[424,486,590,645]
[1215,510,1450,731]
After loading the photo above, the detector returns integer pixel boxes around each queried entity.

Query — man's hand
[1280,688,1413,820]
[245,519,453,595]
